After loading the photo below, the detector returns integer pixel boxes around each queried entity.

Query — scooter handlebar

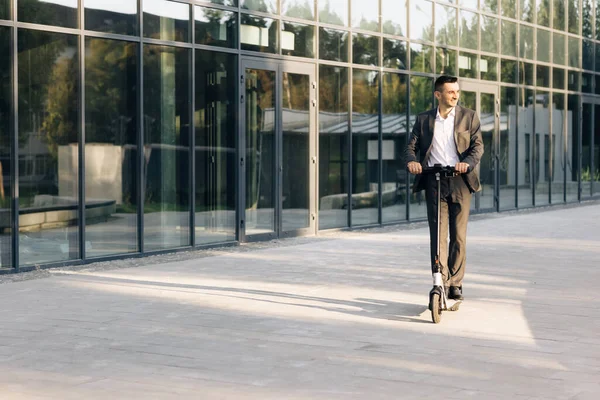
[420,164,458,177]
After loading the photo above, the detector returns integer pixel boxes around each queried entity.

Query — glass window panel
[520,0,534,22]
[569,37,580,68]
[436,47,457,75]
[520,61,534,86]
[461,0,479,10]
[596,0,600,40]
[501,59,517,83]
[409,0,433,42]
[459,10,477,50]
[282,21,314,58]
[240,15,278,53]
[0,0,8,20]
[18,0,78,27]
[499,86,517,211]
[410,43,433,73]
[481,15,498,53]
[518,88,535,208]
[0,26,11,270]
[436,4,458,47]
[84,0,138,35]
[281,71,311,232]
[582,73,594,93]
[553,32,566,65]
[206,0,237,5]
[85,38,138,258]
[318,0,348,26]
[596,75,600,95]
[501,20,517,56]
[520,24,534,60]
[18,30,80,265]
[282,0,314,20]
[195,51,236,244]
[244,67,275,235]
[537,28,550,63]
[382,0,407,36]
[195,6,237,49]
[352,69,379,226]
[481,0,498,13]
[595,105,600,195]
[352,33,379,66]
[566,95,579,202]
[568,71,579,91]
[143,45,190,251]
[553,0,566,31]
[408,76,433,220]
[536,0,549,26]
[583,40,594,71]
[319,65,349,229]
[382,73,407,223]
[458,52,478,78]
[553,67,565,89]
[501,0,516,18]
[481,55,498,81]
[568,0,580,35]
[534,89,550,206]
[352,0,379,32]
[536,65,550,87]
[581,103,592,197]
[143,0,190,42]
[596,43,600,72]
[319,27,348,62]
[550,93,566,204]
[241,0,277,13]
[383,38,407,70]
[583,0,593,38]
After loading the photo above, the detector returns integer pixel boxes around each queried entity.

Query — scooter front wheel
[430,293,442,323]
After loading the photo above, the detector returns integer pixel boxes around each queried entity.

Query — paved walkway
[1,204,600,399]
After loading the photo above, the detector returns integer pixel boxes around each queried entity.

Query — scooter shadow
[353,298,431,324]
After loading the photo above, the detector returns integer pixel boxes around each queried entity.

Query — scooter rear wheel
[430,293,441,323]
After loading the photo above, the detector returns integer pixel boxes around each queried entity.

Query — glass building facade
[1,0,599,272]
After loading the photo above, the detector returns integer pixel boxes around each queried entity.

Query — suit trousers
[424,174,472,288]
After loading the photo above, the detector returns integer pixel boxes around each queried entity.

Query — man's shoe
[448,286,464,301]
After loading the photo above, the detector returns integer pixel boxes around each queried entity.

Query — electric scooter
[421,164,462,323]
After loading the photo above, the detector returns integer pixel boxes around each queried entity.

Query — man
[404,75,484,301]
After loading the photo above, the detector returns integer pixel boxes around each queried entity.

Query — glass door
[240,59,316,241]
[459,81,499,212]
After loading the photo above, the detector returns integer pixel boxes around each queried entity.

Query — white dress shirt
[428,107,460,167]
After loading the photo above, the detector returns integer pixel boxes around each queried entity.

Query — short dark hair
[434,75,458,92]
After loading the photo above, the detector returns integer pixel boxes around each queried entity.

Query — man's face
[435,82,460,109]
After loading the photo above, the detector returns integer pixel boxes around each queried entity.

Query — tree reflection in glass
[318,0,348,26]
[18,30,80,265]
[143,45,191,251]
[195,6,237,48]
[85,38,139,258]
[18,0,78,27]
[241,0,277,14]
[382,73,408,223]
[351,69,379,226]
[0,26,10,269]
[282,0,314,20]
[84,0,138,35]
[409,0,433,42]
[381,0,406,36]
[318,65,349,229]
[436,4,457,47]
[351,0,379,32]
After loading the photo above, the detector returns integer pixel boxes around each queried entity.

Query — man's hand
[407,161,422,175]
[455,162,470,174]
